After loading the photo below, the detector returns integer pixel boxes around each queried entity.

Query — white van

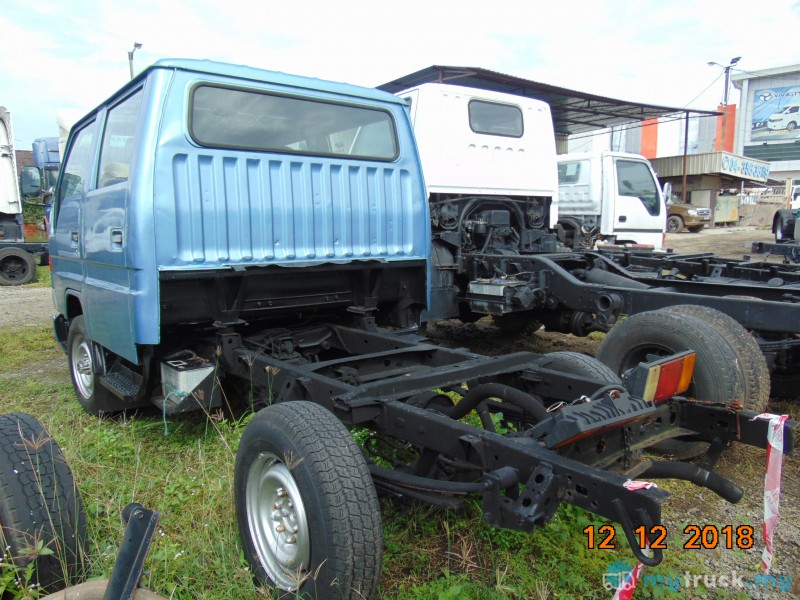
[767,104,800,131]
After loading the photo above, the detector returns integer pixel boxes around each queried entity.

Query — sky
[3,0,800,148]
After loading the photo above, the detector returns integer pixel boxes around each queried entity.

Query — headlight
[687,209,698,216]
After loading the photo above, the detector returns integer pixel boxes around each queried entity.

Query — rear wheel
[0,248,36,285]
[235,401,382,599]
[67,316,126,415]
[597,310,747,459]
[666,215,684,233]
[662,305,769,411]
[0,413,86,593]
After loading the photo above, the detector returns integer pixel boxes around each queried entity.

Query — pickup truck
[666,201,710,233]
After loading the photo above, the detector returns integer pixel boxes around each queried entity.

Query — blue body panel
[51,60,430,363]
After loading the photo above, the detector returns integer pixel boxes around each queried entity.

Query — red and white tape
[750,413,789,573]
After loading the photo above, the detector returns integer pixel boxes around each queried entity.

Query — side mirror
[662,182,673,205]
[20,166,42,198]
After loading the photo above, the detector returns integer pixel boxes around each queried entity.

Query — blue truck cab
[50,59,430,413]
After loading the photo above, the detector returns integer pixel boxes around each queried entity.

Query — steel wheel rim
[246,451,310,591]
[71,335,94,399]
[0,256,27,280]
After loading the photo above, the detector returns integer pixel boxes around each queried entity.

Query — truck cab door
[51,120,98,314]
[81,89,143,362]
[610,158,663,240]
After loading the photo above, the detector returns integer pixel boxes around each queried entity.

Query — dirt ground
[2,226,798,594]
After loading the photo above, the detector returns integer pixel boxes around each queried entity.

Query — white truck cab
[398,83,559,227]
[557,151,666,249]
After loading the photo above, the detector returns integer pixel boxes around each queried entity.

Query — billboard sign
[750,86,800,142]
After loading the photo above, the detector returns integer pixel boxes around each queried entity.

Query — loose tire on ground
[666,215,684,233]
[662,305,769,411]
[0,248,36,286]
[235,401,382,600]
[67,316,127,416]
[0,413,86,593]
[596,310,747,459]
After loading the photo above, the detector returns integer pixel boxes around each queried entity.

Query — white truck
[557,150,666,249]
[0,107,49,285]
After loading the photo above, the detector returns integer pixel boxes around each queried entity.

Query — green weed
[0,323,746,599]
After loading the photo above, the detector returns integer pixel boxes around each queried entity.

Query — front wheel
[235,401,382,599]
[666,215,684,233]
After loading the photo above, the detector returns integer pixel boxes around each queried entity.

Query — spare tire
[0,413,86,593]
[596,310,747,459]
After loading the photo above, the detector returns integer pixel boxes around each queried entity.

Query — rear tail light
[625,350,696,404]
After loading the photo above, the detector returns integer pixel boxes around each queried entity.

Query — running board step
[98,363,143,403]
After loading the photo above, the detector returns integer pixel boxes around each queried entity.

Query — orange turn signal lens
[634,350,696,404]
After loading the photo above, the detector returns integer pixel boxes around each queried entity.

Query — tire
[0,413,86,593]
[492,313,541,336]
[775,213,795,243]
[537,351,623,388]
[687,225,705,233]
[67,316,125,415]
[666,215,684,233]
[788,121,797,131]
[596,311,747,459]
[235,401,382,599]
[0,248,36,286]
[663,305,769,411]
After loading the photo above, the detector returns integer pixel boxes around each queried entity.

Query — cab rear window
[189,84,398,160]
[468,100,523,137]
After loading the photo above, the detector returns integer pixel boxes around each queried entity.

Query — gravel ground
[0,284,53,328]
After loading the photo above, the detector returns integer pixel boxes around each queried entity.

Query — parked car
[667,201,710,233]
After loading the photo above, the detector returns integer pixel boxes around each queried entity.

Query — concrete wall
[738,196,784,227]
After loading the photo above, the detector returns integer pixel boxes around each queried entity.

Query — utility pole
[128,42,142,80]
[708,56,741,106]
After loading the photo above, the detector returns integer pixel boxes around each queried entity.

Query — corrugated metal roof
[378,66,720,136]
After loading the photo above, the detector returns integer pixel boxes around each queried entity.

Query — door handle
[69,230,79,247]
[110,228,124,249]
[618,216,627,223]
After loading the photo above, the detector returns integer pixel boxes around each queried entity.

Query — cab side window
[58,121,97,204]
[97,90,143,188]
[616,159,661,217]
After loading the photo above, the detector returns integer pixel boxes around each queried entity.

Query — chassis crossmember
[215,323,797,565]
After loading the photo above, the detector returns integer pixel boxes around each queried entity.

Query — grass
[0,323,786,599]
